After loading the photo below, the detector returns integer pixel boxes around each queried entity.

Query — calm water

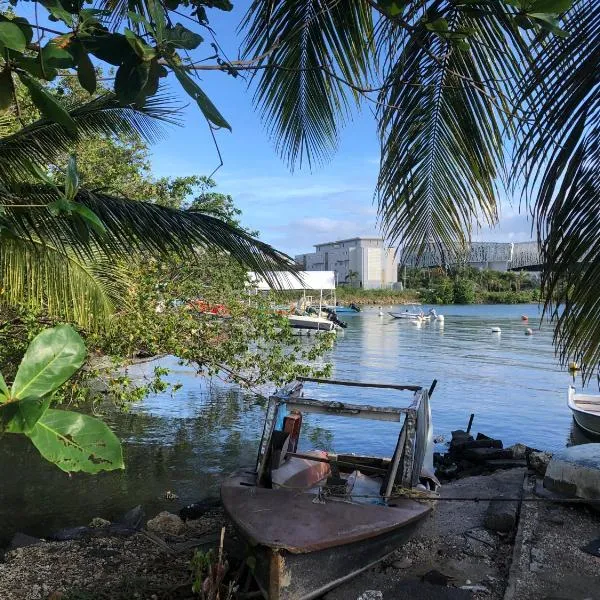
[0,304,596,543]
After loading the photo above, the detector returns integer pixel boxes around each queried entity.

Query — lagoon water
[0,303,597,543]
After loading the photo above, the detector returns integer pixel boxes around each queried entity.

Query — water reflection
[1,304,596,542]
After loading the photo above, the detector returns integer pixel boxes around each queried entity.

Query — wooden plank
[285,398,408,422]
[297,376,422,392]
[287,452,389,475]
[384,420,407,499]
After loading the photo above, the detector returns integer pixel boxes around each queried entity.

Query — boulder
[7,532,42,551]
[463,448,514,462]
[357,592,383,600]
[544,444,600,500]
[119,505,145,530]
[506,443,527,459]
[147,511,185,536]
[529,451,552,476]
[484,496,518,533]
[89,517,110,528]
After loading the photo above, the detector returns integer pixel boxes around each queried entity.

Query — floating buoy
[521,315,529,321]
[525,328,533,336]
[436,314,445,322]
[569,361,580,371]
[378,306,384,317]
[491,326,501,333]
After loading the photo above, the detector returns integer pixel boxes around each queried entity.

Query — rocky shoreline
[1,435,598,600]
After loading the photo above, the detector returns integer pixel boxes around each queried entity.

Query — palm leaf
[241,0,374,168]
[0,235,128,330]
[0,185,293,285]
[0,93,179,181]
[376,1,531,260]
[513,0,600,376]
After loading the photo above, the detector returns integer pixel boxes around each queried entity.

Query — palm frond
[376,1,530,259]
[0,94,180,181]
[241,0,374,168]
[0,235,128,330]
[539,126,600,377]
[512,0,600,376]
[0,185,294,285]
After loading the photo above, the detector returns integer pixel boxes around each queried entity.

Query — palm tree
[240,0,599,376]
[0,94,291,329]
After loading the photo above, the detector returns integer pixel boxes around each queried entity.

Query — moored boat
[287,314,336,332]
[568,386,600,436]
[221,377,438,600]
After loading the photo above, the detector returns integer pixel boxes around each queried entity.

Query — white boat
[568,387,600,436]
[390,307,443,321]
[287,314,336,331]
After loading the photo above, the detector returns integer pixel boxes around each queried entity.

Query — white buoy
[491,326,501,333]
[525,328,533,336]
[378,306,384,317]
[436,314,445,322]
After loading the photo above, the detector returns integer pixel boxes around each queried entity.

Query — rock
[460,585,489,593]
[451,430,473,444]
[484,496,518,533]
[484,459,528,470]
[451,439,503,451]
[119,505,145,530]
[476,433,492,441]
[7,532,42,550]
[49,526,91,541]
[391,557,413,569]
[506,443,527,459]
[463,448,514,462]
[422,569,454,586]
[179,497,221,521]
[544,444,600,500]
[357,592,383,600]
[529,451,552,476]
[147,511,185,536]
[89,517,111,528]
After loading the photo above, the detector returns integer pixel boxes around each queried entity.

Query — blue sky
[21,1,535,256]
[142,3,536,256]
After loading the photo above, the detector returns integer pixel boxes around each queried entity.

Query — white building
[295,237,399,289]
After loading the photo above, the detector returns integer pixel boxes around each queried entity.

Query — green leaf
[65,155,79,201]
[14,55,58,81]
[171,65,231,130]
[127,11,151,28]
[528,13,570,36]
[72,41,96,94]
[0,67,15,112]
[27,409,124,473]
[424,18,449,32]
[82,32,132,67]
[0,373,9,400]
[530,0,572,12]
[48,197,74,215]
[0,397,51,433]
[0,21,26,53]
[11,17,34,44]
[124,28,157,61]
[115,55,150,104]
[72,203,106,234]
[164,23,203,50]
[41,0,74,26]
[11,324,86,400]
[41,38,75,69]
[146,0,167,42]
[17,71,77,133]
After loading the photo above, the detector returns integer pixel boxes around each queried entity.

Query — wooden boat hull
[568,387,600,436]
[251,518,424,600]
[222,470,430,600]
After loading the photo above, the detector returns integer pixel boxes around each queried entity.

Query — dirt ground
[0,468,598,600]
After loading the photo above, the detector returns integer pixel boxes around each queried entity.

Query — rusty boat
[221,376,439,600]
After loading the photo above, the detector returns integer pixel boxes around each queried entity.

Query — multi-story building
[295,237,399,289]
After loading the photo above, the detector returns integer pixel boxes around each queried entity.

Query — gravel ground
[1,469,598,600]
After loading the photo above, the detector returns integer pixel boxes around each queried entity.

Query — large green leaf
[0,373,9,401]
[41,38,75,69]
[27,409,124,473]
[0,67,15,111]
[17,71,77,133]
[171,65,231,130]
[0,397,51,433]
[164,23,203,50]
[0,21,26,53]
[115,55,150,104]
[11,324,86,400]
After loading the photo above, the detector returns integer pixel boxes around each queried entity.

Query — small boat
[389,307,443,322]
[491,326,501,333]
[329,303,361,314]
[568,387,600,436]
[287,314,336,332]
[222,377,438,600]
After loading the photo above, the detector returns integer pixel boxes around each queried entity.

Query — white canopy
[248,271,336,291]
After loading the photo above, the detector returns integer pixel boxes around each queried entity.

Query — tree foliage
[1,0,598,375]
